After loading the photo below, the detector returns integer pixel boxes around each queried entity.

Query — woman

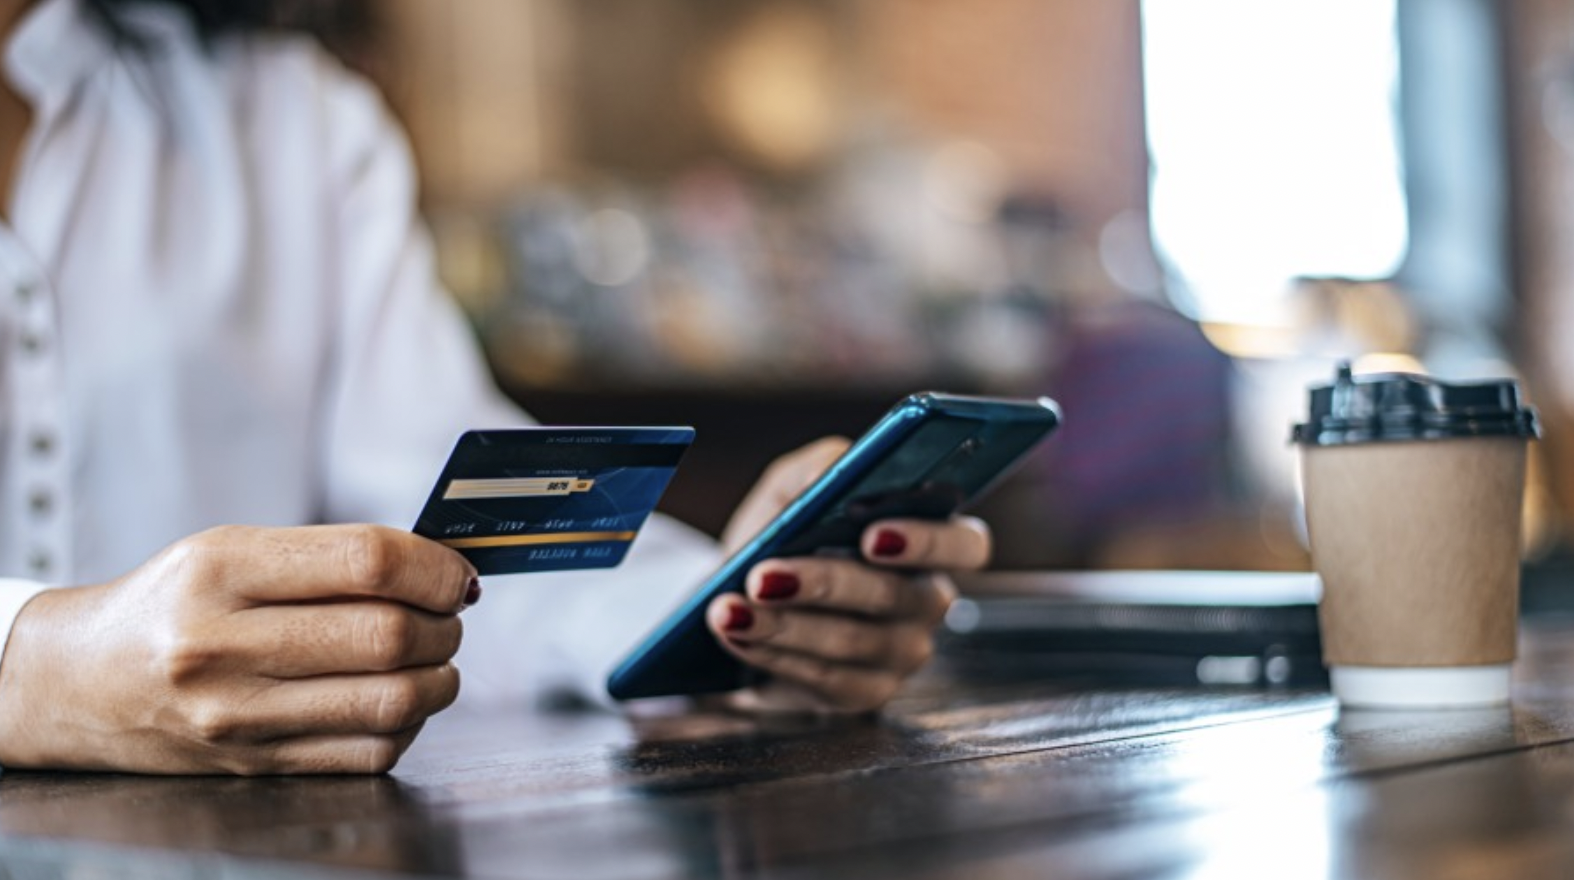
[0,0,989,773]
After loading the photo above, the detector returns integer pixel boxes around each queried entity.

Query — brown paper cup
[1301,436,1527,708]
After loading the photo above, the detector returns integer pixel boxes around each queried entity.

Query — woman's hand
[705,438,989,713]
[0,525,476,775]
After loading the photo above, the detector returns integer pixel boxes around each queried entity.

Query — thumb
[721,437,851,553]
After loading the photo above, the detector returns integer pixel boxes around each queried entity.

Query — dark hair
[82,0,377,61]
[84,0,283,38]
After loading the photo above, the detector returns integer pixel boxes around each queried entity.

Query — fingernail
[758,571,800,600]
[872,529,908,558]
[463,577,482,607]
[724,603,754,632]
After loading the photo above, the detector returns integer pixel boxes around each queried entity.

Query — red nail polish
[872,529,908,558]
[758,571,800,600]
[724,604,754,632]
[463,577,482,607]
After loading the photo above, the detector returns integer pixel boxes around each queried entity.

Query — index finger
[183,525,476,613]
[745,558,953,621]
[722,437,852,553]
[861,516,992,571]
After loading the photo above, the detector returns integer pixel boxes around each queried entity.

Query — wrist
[0,585,108,768]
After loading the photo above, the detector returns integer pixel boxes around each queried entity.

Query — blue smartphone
[606,392,1062,700]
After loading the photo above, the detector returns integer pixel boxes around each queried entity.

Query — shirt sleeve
[308,51,722,708]
[454,514,722,710]
[314,54,523,527]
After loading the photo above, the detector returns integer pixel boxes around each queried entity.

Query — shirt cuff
[0,579,53,676]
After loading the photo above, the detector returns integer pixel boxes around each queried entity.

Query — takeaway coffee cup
[1291,363,1540,709]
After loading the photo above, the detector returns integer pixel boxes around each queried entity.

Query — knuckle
[827,674,894,713]
[909,524,940,561]
[742,606,773,641]
[184,525,239,549]
[872,626,908,665]
[808,436,852,460]
[360,738,404,774]
[159,633,221,686]
[770,438,846,488]
[343,526,398,590]
[761,454,806,493]
[735,640,775,671]
[439,663,462,709]
[798,657,840,693]
[368,677,425,733]
[868,575,903,615]
[870,678,901,709]
[793,617,846,660]
[931,578,959,622]
[439,616,464,660]
[846,625,892,664]
[357,605,417,669]
[804,565,835,603]
[165,528,238,583]
[416,663,461,716]
[898,632,935,672]
[215,750,272,776]
[185,698,243,744]
[967,517,995,566]
[761,454,793,483]
[825,563,864,607]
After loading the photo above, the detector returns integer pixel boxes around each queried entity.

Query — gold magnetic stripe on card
[437,531,637,549]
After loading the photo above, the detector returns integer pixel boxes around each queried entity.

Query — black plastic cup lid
[1291,362,1540,447]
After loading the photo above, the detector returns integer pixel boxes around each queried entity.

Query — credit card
[413,427,694,575]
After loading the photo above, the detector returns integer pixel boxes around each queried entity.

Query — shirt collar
[5,0,203,110]
[4,0,110,107]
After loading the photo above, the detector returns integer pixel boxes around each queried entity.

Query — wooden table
[5,572,1574,879]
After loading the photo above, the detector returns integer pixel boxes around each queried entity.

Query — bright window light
[1142,0,1409,324]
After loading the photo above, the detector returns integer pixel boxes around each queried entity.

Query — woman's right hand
[0,525,476,774]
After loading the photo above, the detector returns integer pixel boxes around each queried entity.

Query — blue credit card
[412,427,694,575]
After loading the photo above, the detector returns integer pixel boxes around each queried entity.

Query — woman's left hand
[705,438,990,713]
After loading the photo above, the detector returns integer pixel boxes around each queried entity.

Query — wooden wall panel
[1505,0,1574,547]
[858,0,1148,229]
[376,0,1147,227]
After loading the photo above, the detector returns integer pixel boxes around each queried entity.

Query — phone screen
[776,416,1047,558]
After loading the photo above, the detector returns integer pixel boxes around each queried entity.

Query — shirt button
[18,331,45,355]
[28,490,52,517]
[28,431,53,457]
[27,550,50,577]
[14,281,35,302]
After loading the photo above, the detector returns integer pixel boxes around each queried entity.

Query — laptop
[941,570,1325,687]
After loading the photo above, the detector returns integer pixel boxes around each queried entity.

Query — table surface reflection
[7,574,1574,879]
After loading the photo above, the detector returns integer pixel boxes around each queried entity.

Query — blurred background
[290,0,1574,571]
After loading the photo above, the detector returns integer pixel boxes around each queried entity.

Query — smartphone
[606,392,1062,700]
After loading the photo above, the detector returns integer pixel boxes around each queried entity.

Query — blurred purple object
[1034,300,1234,564]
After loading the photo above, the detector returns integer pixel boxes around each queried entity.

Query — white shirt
[0,0,720,706]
